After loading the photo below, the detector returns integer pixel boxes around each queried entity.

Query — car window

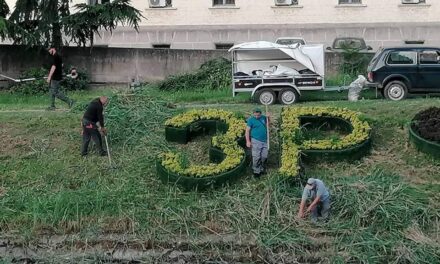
[368,48,383,67]
[387,51,417,65]
[333,39,364,49]
[419,50,440,65]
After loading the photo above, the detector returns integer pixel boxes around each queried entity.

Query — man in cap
[298,178,331,223]
[47,47,74,110]
[246,108,270,178]
[81,96,109,156]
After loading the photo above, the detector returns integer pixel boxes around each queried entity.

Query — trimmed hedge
[280,107,372,178]
[158,109,247,190]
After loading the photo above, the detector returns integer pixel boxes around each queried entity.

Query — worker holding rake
[81,96,109,157]
[246,108,270,178]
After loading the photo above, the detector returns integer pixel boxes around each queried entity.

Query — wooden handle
[266,104,270,150]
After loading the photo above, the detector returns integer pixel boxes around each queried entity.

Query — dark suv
[367,47,440,100]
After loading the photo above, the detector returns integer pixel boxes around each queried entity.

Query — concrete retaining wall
[0,45,371,84]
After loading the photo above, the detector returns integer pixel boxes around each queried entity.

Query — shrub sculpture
[157,109,247,189]
[280,107,372,177]
[409,107,440,159]
[158,107,372,189]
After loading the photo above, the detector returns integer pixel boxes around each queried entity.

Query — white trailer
[229,41,349,105]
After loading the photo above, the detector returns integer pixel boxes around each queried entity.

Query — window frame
[419,50,440,65]
[149,0,173,8]
[152,44,171,49]
[274,0,299,6]
[338,0,362,4]
[385,51,418,66]
[401,0,426,4]
[215,43,235,50]
[212,0,236,7]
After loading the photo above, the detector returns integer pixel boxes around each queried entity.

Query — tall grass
[0,88,439,262]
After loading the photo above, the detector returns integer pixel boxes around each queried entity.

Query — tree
[0,0,9,39]
[5,0,143,48]
[63,0,143,47]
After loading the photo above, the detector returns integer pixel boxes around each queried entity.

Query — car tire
[255,89,276,105]
[384,81,408,101]
[278,88,299,105]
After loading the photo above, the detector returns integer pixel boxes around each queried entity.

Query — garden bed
[280,107,372,178]
[158,109,247,190]
[410,107,440,159]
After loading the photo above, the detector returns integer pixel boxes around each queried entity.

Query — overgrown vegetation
[8,67,90,95]
[158,57,231,91]
[0,88,439,262]
[338,42,371,79]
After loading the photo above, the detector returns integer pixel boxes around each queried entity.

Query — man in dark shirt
[81,96,109,156]
[47,47,74,110]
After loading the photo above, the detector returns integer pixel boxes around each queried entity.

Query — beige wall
[4,0,438,24]
[93,0,440,49]
[137,0,438,26]
[3,0,439,49]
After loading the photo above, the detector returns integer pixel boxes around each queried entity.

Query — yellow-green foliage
[162,109,246,178]
[280,107,371,177]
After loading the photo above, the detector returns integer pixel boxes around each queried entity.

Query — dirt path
[0,109,69,113]
[0,233,329,263]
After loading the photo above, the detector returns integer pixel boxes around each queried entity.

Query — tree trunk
[52,22,62,49]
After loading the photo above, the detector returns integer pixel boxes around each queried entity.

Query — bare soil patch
[0,124,30,158]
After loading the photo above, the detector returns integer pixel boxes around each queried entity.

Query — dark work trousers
[81,119,105,156]
[50,80,71,107]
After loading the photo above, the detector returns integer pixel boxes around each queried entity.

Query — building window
[401,0,426,4]
[404,40,425,44]
[215,43,234,50]
[213,0,235,6]
[88,0,110,5]
[149,0,172,8]
[275,0,299,6]
[387,51,417,65]
[152,44,171,49]
[338,0,362,4]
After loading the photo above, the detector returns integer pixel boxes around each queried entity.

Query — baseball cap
[306,178,316,189]
[253,108,262,113]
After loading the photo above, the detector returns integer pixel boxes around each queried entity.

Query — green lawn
[0,87,439,263]
[0,86,118,110]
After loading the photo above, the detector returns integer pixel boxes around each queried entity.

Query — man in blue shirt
[246,108,270,177]
[298,178,331,223]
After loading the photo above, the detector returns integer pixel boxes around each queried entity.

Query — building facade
[5,0,440,49]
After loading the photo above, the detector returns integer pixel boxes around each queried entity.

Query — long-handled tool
[265,104,270,150]
[104,135,113,167]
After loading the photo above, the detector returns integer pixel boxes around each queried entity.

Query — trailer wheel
[278,88,299,105]
[255,89,276,105]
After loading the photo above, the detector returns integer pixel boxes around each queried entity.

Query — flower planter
[165,126,190,144]
[279,107,372,178]
[409,123,440,159]
[302,137,372,162]
[159,109,247,190]
[156,156,247,191]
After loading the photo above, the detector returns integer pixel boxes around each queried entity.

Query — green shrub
[339,43,370,77]
[9,67,90,95]
[158,57,231,91]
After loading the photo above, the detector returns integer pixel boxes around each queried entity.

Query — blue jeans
[251,139,268,174]
[311,197,330,223]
